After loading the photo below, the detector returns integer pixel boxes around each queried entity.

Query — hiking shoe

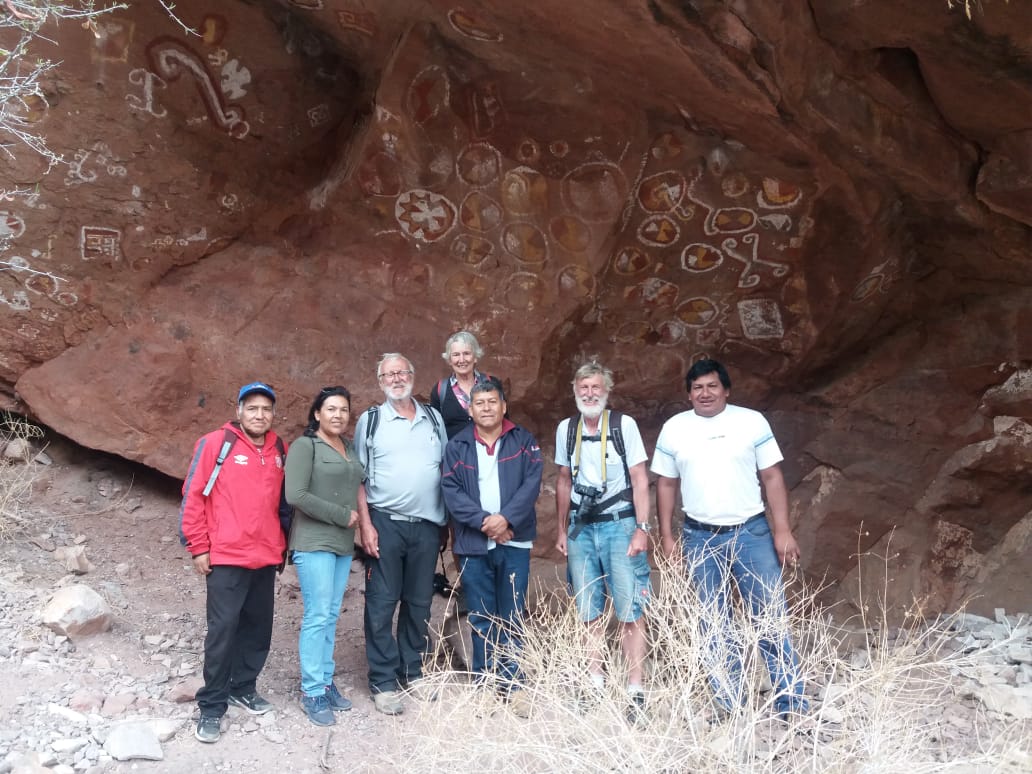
[228,691,273,715]
[373,690,404,716]
[403,677,440,702]
[194,714,221,744]
[326,683,353,712]
[626,691,647,727]
[300,693,336,726]
[506,689,532,719]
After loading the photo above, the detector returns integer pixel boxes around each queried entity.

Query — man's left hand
[626,527,648,557]
[481,514,509,541]
[774,530,801,568]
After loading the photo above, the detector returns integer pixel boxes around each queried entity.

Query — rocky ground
[0,435,1030,773]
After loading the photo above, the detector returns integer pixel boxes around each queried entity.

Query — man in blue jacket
[441,378,542,717]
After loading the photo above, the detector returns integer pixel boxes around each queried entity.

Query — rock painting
[80,226,121,262]
[456,142,501,187]
[146,38,249,139]
[64,142,127,187]
[501,167,548,217]
[126,68,168,118]
[357,151,402,197]
[549,215,591,253]
[637,171,685,212]
[637,214,680,247]
[675,297,719,327]
[0,212,25,241]
[395,190,457,242]
[557,264,595,298]
[459,192,503,232]
[337,8,377,36]
[448,8,504,43]
[852,256,901,302]
[562,162,627,223]
[468,84,504,139]
[450,234,495,268]
[721,233,789,289]
[406,65,450,125]
[220,60,252,100]
[91,19,134,63]
[503,272,545,310]
[681,243,723,273]
[307,103,330,127]
[502,223,548,266]
[612,246,651,275]
[738,298,784,339]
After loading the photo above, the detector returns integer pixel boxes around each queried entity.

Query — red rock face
[4,0,1031,615]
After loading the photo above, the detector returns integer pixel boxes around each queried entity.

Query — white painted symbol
[308,103,330,127]
[0,211,25,240]
[80,226,121,261]
[126,68,168,118]
[0,290,30,312]
[220,59,251,100]
[207,48,229,68]
[150,42,249,139]
[738,298,784,339]
[721,233,789,289]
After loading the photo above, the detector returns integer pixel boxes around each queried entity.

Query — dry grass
[398,549,1030,773]
[0,413,45,541]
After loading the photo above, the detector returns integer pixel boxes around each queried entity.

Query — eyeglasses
[378,369,414,381]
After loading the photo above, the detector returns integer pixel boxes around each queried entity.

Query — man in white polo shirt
[652,358,807,719]
[441,378,542,717]
[355,353,446,716]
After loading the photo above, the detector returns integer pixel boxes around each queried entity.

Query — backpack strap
[201,428,238,496]
[567,409,632,500]
[436,378,449,406]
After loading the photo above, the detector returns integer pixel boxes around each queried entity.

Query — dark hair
[304,386,352,437]
[470,376,505,402]
[685,359,732,392]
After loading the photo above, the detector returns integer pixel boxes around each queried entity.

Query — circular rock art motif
[675,297,719,327]
[392,262,431,296]
[0,211,26,240]
[395,189,457,243]
[515,139,540,164]
[25,273,57,296]
[549,215,591,253]
[637,214,680,247]
[549,140,569,158]
[613,320,652,343]
[562,162,627,223]
[721,172,750,198]
[681,243,723,273]
[459,191,503,232]
[758,178,802,209]
[53,290,78,307]
[448,7,504,42]
[625,278,678,309]
[650,132,683,161]
[503,271,545,311]
[502,222,548,266]
[456,142,501,187]
[656,319,688,346]
[450,233,495,267]
[501,166,547,217]
[357,151,402,197]
[612,246,651,275]
[447,271,490,307]
[557,264,595,298]
[711,208,756,233]
[406,65,450,125]
[637,171,686,212]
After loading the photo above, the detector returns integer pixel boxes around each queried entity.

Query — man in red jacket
[179,382,287,744]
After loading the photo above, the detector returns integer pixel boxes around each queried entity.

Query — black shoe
[626,692,647,727]
[194,714,221,744]
[228,691,273,715]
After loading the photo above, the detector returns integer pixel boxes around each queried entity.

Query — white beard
[383,381,413,402]
[575,394,607,421]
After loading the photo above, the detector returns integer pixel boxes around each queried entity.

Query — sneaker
[326,683,353,712]
[373,690,404,716]
[506,689,532,719]
[300,693,336,726]
[403,677,439,703]
[626,691,647,727]
[194,714,221,744]
[228,691,273,715]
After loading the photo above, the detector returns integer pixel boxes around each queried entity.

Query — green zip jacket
[284,434,364,556]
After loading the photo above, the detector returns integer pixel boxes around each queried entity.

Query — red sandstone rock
[2,0,1031,615]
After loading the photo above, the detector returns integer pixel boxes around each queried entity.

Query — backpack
[565,409,632,512]
[362,402,442,483]
[179,425,293,545]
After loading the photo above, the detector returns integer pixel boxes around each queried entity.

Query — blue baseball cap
[238,381,276,403]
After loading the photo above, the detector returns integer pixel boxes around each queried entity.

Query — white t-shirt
[477,438,531,551]
[555,411,647,514]
[651,404,782,526]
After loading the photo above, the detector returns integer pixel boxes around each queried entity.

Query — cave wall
[2,0,1031,615]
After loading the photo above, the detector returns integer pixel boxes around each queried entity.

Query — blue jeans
[682,515,807,714]
[459,545,530,685]
[567,516,651,623]
[293,550,352,697]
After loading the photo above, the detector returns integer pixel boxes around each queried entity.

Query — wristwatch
[635,521,651,533]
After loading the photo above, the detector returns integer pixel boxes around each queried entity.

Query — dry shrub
[0,413,44,540]
[400,547,1029,773]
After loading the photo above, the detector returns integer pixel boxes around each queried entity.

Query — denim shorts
[567,516,651,623]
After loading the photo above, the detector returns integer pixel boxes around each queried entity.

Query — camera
[573,483,603,517]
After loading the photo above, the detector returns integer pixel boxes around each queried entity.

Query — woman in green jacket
[285,386,366,727]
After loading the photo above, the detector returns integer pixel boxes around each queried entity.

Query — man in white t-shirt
[652,358,808,719]
[555,361,652,724]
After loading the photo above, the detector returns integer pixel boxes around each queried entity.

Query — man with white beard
[554,361,652,724]
[354,353,446,716]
